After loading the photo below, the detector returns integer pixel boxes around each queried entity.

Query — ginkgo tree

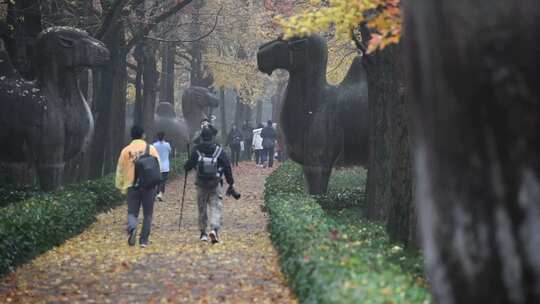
[201,0,279,106]
[277,0,401,52]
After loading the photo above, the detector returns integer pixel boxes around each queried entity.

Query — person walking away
[226,124,242,167]
[261,120,277,168]
[241,120,253,161]
[252,123,264,166]
[116,126,161,248]
[184,128,235,244]
[193,117,218,144]
[153,131,171,201]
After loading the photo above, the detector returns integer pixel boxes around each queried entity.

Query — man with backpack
[116,126,162,248]
[226,123,243,167]
[184,127,236,244]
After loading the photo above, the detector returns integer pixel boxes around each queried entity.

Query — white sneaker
[157,193,163,202]
[209,230,219,244]
[200,232,208,242]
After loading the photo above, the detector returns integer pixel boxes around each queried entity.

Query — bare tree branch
[96,0,131,40]
[144,6,222,44]
[124,0,194,53]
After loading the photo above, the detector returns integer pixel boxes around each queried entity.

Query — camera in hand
[226,186,241,200]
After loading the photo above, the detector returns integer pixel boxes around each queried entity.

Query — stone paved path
[0,163,295,303]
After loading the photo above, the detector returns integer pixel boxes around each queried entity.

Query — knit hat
[201,127,214,141]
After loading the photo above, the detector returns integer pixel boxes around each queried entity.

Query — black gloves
[226,185,241,200]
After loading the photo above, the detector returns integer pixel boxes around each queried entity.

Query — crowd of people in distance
[226,119,285,169]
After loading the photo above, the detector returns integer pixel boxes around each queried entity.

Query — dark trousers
[127,187,156,244]
[263,147,275,167]
[158,172,169,194]
[243,143,252,160]
[231,146,240,166]
[255,149,262,164]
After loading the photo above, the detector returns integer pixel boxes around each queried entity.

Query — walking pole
[179,142,190,229]
[179,170,188,229]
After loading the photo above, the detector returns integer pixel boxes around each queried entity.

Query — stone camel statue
[181,86,219,138]
[152,102,189,152]
[0,26,110,191]
[257,35,369,194]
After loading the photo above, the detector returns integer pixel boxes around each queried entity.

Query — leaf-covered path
[0,163,295,303]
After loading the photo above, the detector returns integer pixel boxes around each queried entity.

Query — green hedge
[265,162,432,303]
[0,186,42,208]
[0,155,185,277]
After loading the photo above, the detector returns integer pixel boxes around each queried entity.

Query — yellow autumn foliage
[201,0,277,106]
[277,0,402,53]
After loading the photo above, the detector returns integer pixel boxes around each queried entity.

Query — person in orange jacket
[116,126,160,248]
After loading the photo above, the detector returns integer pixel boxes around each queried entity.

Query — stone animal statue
[0,27,109,191]
[181,86,219,138]
[153,102,189,152]
[257,35,368,194]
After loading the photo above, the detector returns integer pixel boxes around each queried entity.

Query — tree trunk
[386,86,415,247]
[89,25,124,178]
[405,1,540,303]
[109,49,127,169]
[234,95,242,128]
[256,100,263,125]
[134,43,144,127]
[220,87,227,142]
[159,42,176,104]
[133,40,157,136]
[5,0,41,79]
[141,40,157,134]
[363,42,416,247]
[364,45,399,221]
[188,2,209,88]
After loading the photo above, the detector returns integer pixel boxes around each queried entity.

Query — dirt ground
[0,163,296,304]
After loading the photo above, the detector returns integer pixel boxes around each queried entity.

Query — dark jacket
[226,129,243,148]
[184,142,234,186]
[241,124,253,141]
[193,125,218,145]
[261,126,277,148]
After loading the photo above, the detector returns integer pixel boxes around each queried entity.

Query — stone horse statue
[181,86,219,138]
[153,102,189,152]
[0,26,109,191]
[257,35,369,194]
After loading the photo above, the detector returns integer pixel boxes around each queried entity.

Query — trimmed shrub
[0,156,185,276]
[0,186,42,208]
[265,163,432,303]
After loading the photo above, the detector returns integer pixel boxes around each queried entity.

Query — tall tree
[159,42,176,104]
[363,44,396,221]
[406,0,540,303]
[4,0,42,79]
[90,0,194,177]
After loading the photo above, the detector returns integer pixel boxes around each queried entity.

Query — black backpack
[134,144,162,189]
[196,146,223,189]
